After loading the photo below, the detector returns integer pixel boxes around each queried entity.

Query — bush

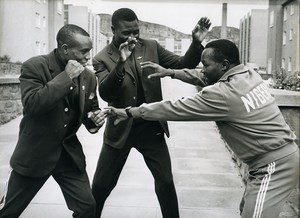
[271,68,300,91]
[0,55,11,62]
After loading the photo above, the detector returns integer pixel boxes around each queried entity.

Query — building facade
[0,0,64,62]
[267,0,299,74]
[64,5,108,60]
[239,9,268,69]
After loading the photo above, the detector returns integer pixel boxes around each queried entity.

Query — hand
[65,60,84,80]
[192,17,211,43]
[198,69,208,87]
[119,36,138,62]
[87,109,108,127]
[105,106,129,125]
[140,61,174,79]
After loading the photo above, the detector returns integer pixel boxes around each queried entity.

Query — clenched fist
[65,60,84,80]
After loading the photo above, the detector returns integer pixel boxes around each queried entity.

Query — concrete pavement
[0,78,244,218]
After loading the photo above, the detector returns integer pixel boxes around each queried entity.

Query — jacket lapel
[48,51,63,79]
[48,50,71,106]
[133,41,145,80]
[78,72,86,117]
[49,50,85,120]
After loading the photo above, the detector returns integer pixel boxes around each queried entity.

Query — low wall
[0,62,22,77]
[0,62,22,125]
[0,78,22,125]
[226,88,300,218]
[270,88,300,144]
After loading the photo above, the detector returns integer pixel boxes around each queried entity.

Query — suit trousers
[92,121,179,218]
[0,149,95,218]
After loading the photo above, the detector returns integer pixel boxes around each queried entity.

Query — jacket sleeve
[20,59,74,116]
[181,41,204,68]
[131,85,229,121]
[173,69,206,87]
[157,40,204,69]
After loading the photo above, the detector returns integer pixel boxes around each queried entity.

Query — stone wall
[0,62,22,77]
[226,88,300,218]
[0,62,22,125]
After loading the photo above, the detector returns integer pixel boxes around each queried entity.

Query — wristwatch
[125,106,133,118]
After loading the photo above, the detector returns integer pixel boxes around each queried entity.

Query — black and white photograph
[0,0,299,217]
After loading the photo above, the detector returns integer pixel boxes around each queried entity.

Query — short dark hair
[112,8,138,27]
[56,24,90,48]
[205,39,240,65]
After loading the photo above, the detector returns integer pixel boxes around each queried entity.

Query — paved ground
[0,78,244,218]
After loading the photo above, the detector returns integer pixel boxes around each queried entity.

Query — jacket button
[64,108,69,112]
[70,86,73,90]
[64,124,68,128]
[133,96,136,100]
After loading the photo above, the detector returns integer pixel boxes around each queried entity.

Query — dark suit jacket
[10,50,100,177]
[93,39,203,149]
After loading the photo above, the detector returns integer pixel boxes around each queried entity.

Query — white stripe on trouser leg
[0,168,12,210]
[253,162,276,218]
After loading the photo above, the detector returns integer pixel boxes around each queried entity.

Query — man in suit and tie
[0,24,107,218]
[91,8,211,218]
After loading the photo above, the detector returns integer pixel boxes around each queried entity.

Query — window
[267,59,272,74]
[283,6,287,21]
[281,58,285,69]
[269,11,274,27]
[57,0,63,14]
[290,4,294,15]
[35,12,41,28]
[289,29,293,41]
[35,41,41,55]
[283,31,286,45]
[288,57,292,72]
[42,43,47,54]
[42,16,46,28]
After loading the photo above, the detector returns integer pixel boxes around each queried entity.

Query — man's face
[201,48,225,85]
[112,20,139,46]
[66,33,93,66]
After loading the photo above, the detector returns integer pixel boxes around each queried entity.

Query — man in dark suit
[0,24,107,218]
[91,8,211,217]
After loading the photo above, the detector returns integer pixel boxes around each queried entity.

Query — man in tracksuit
[108,39,299,218]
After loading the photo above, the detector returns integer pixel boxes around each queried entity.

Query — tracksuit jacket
[131,64,298,168]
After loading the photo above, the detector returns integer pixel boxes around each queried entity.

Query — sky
[64,0,269,34]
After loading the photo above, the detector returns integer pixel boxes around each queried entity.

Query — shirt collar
[54,49,67,71]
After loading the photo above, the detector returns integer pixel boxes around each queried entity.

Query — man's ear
[61,44,68,55]
[111,25,115,34]
[222,59,230,71]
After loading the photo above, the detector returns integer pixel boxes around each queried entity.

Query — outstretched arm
[140,61,207,87]
[106,86,228,125]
